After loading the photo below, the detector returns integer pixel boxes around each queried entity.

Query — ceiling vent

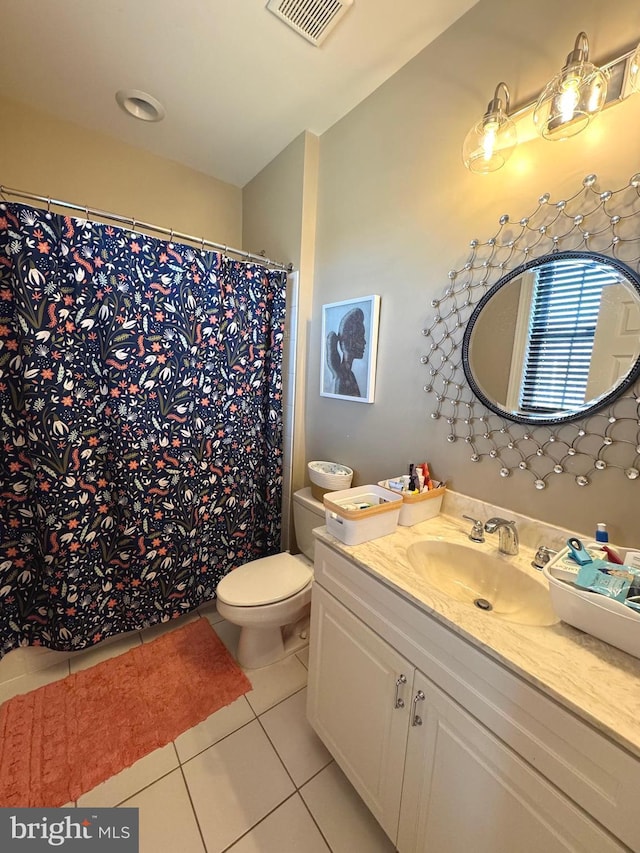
[266,0,354,47]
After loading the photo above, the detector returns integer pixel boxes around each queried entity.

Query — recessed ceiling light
[115,89,166,122]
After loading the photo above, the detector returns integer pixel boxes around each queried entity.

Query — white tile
[140,611,200,643]
[183,720,294,853]
[120,769,205,853]
[260,689,331,786]
[174,695,255,763]
[227,794,330,853]
[245,654,308,716]
[69,632,142,674]
[0,660,70,705]
[78,743,179,808]
[296,646,310,669]
[282,401,294,428]
[0,647,32,683]
[21,646,72,675]
[301,762,395,853]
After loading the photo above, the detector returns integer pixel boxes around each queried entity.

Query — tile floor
[0,604,396,853]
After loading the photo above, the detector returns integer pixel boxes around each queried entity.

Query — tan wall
[307,0,640,545]
[0,95,242,245]
[469,280,520,405]
[243,131,320,490]
[243,132,305,269]
[243,131,320,549]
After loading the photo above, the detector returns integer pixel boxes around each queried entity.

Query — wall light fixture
[462,32,639,173]
[462,82,517,174]
[533,32,607,140]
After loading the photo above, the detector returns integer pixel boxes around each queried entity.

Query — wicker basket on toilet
[307,461,353,502]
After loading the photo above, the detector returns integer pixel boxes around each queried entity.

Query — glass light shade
[628,42,640,94]
[462,111,517,174]
[533,39,608,141]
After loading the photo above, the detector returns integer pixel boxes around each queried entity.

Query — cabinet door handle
[412,690,425,726]
[394,674,407,709]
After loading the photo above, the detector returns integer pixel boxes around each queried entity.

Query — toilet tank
[292,487,325,562]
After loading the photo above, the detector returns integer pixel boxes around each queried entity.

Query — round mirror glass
[462,251,640,424]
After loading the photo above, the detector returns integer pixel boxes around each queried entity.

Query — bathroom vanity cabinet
[307,540,639,852]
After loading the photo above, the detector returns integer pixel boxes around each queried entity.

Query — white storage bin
[543,546,640,660]
[378,480,445,526]
[323,485,402,546]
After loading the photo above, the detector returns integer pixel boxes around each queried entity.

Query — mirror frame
[462,250,640,426]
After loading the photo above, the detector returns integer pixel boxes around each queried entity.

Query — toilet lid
[216,553,313,607]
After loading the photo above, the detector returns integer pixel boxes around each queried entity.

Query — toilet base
[237,610,310,669]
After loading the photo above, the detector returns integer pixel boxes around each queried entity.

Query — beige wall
[0,95,241,245]
[307,0,640,545]
[468,279,520,405]
[243,131,320,548]
[243,130,319,461]
[244,132,305,269]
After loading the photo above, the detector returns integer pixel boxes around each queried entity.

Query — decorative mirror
[462,251,640,425]
[421,173,640,487]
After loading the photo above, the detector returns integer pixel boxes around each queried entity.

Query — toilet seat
[216,553,312,607]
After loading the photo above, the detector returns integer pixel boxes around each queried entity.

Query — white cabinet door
[307,584,411,843]
[398,671,626,853]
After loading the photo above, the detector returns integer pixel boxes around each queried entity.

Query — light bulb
[533,32,607,141]
[559,77,581,123]
[482,120,498,161]
[462,82,517,174]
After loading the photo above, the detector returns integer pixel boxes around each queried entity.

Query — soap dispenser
[595,522,609,544]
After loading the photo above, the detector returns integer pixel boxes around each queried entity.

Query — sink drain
[474,597,493,612]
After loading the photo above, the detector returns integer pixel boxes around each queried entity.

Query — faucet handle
[462,515,485,543]
[532,545,557,570]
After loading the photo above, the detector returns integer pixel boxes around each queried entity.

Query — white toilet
[215,488,325,669]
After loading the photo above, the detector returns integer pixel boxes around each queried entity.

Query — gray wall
[304,0,640,545]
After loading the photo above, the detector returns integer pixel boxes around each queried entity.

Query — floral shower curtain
[0,202,286,658]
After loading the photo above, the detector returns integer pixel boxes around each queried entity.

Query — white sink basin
[406,540,558,627]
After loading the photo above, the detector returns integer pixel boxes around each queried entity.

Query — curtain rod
[0,184,293,272]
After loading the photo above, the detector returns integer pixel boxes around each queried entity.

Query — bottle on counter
[408,462,418,492]
[421,462,433,490]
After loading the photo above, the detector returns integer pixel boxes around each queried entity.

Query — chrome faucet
[484,517,519,555]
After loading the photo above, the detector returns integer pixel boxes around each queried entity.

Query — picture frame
[320,295,381,403]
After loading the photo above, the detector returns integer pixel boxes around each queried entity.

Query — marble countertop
[314,503,640,759]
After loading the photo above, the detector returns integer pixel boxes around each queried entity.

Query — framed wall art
[320,295,381,403]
